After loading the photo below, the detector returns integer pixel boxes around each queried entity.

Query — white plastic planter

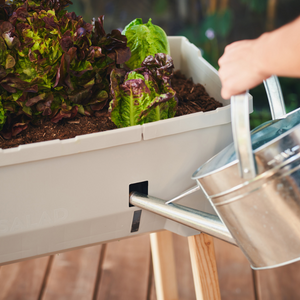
[0,37,239,265]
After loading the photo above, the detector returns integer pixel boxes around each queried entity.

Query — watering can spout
[129,191,237,246]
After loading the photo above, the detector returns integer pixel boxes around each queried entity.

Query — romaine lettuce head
[109,53,177,128]
[109,69,152,127]
[122,18,170,70]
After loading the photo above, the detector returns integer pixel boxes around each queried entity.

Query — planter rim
[0,106,232,167]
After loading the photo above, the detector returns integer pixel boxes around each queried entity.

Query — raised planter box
[0,37,242,265]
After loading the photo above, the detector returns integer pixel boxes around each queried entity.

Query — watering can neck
[129,191,237,246]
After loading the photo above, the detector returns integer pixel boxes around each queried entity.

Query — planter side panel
[0,142,166,265]
[0,121,232,265]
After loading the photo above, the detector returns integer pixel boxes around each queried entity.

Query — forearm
[256,16,300,78]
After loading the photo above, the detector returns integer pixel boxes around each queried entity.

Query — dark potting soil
[0,70,222,149]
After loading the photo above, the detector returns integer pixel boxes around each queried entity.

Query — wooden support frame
[150,232,221,300]
[150,231,179,300]
[188,234,221,300]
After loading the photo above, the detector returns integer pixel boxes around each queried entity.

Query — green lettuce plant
[122,18,170,70]
[109,53,177,127]
[0,0,131,138]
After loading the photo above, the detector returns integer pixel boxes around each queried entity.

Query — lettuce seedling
[109,53,177,127]
[122,18,170,70]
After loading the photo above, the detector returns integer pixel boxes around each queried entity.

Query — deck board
[42,245,102,300]
[149,272,157,300]
[214,238,255,300]
[173,234,196,300]
[0,256,49,300]
[254,260,300,300]
[96,234,152,300]
[1,233,299,300]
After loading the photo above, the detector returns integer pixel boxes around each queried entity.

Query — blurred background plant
[69,0,300,128]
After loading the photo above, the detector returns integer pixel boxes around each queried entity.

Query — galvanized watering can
[130,76,300,270]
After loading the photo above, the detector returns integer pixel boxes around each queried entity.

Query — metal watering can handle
[231,75,286,179]
[263,75,286,119]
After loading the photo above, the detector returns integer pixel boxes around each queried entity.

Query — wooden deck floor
[0,233,300,300]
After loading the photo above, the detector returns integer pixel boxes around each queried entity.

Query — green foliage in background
[199,9,233,69]
[67,1,82,16]
[250,77,300,129]
[153,0,169,16]
[201,10,233,39]
[178,9,233,69]
[240,0,268,13]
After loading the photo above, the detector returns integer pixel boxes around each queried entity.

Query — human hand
[218,39,270,99]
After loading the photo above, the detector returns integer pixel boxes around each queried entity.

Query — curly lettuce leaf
[0,0,131,138]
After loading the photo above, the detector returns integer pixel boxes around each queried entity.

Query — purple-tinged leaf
[115,47,131,64]
[3,101,16,112]
[92,46,103,58]
[65,11,77,20]
[28,49,35,62]
[54,47,77,91]
[51,110,71,123]
[70,105,78,118]
[60,35,73,52]
[0,66,6,80]
[68,87,93,104]
[76,27,86,37]
[26,93,46,107]
[50,105,77,123]
[90,100,107,111]
[1,83,16,93]
[16,92,27,104]
[36,94,53,116]
[11,122,28,137]
[0,130,12,140]
[5,54,15,69]
[142,53,174,79]
[1,76,30,91]
[43,16,58,29]
[93,15,106,40]
[0,21,14,35]
[9,7,28,24]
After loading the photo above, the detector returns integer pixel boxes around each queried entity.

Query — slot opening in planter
[129,181,148,207]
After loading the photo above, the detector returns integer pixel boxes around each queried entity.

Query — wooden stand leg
[188,234,221,300]
[150,231,179,300]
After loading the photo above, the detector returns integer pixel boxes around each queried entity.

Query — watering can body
[193,107,300,270]
[130,76,300,270]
